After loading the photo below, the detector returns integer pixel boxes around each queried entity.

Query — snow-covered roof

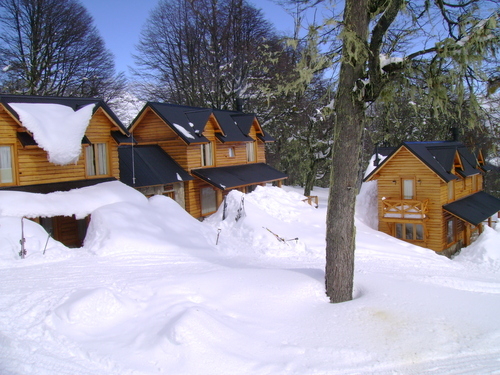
[9,102,95,165]
[0,180,146,219]
[1,95,129,165]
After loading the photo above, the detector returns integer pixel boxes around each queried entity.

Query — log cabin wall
[85,108,121,180]
[0,106,20,186]
[0,103,123,188]
[132,109,173,143]
[129,103,285,219]
[216,142,248,166]
[376,147,445,252]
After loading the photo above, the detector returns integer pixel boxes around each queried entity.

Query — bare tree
[0,0,124,98]
[133,0,281,110]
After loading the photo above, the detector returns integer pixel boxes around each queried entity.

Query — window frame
[0,145,15,185]
[200,186,217,216]
[246,141,256,162]
[395,222,425,242]
[201,142,214,167]
[447,218,455,244]
[447,180,455,202]
[401,178,415,200]
[85,143,109,177]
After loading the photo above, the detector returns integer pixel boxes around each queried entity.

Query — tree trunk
[304,158,318,197]
[325,0,369,303]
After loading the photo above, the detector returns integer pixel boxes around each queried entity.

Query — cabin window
[246,142,256,162]
[201,142,213,166]
[228,147,235,158]
[201,187,217,216]
[472,175,478,192]
[447,219,455,244]
[86,143,108,176]
[447,180,455,201]
[0,145,14,184]
[395,222,424,242]
[405,223,414,240]
[395,223,403,239]
[402,179,414,199]
[416,224,424,241]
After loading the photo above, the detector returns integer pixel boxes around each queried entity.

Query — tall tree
[327,0,499,303]
[0,0,124,98]
[279,0,500,303]
[134,0,280,110]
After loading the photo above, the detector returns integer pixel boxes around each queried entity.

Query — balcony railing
[382,198,429,219]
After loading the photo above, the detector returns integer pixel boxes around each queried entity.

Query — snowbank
[85,194,209,256]
[1,184,500,374]
[203,187,319,259]
[0,180,146,219]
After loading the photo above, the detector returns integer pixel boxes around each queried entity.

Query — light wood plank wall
[1,105,122,187]
[376,147,444,251]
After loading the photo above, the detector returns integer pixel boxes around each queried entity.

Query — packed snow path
[1,185,500,374]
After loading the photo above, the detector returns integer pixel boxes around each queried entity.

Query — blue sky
[80,0,294,76]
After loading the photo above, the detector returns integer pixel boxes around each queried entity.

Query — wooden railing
[303,196,319,208]
[382,198,429,219]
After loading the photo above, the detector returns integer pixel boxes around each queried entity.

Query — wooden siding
[0,106,20,185]
[216,143,248,166]
[84,109,120,179]
[375,147,444,252]
[132,110,179,143]
[373,145,488,253]
[0,104,121,187]
[131,106,276,219]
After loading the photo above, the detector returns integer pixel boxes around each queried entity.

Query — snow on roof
[9,102,96,165]
[0,181,147,219]
[173,123,195,139]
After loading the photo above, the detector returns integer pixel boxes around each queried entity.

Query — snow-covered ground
[1,182,500,374]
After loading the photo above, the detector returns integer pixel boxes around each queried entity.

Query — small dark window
[395,223,403,239]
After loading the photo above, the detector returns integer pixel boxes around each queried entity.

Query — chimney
[373,144,380,166]
[450,127,459,142]
[235,97,244,112]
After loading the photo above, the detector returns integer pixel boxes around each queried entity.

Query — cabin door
[39,216,88,248]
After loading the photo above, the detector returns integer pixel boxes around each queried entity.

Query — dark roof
[132,102,274,145]
[0,94,129,136]
[119,145,193,188]
[365,141,483,182]
[213,110,253,143]
[112,131,136,145]
[375,146,397,157]
[443,191,500,226]
[0,178,115,194]
[191,163,288,190]
[17,132,91,147]
[139,103,210,144]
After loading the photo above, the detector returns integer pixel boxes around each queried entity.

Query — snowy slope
[0,183,499,374]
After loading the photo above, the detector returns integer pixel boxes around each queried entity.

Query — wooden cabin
[0,95,129,247]
[364,141,500,256]
[122,102,287,218]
